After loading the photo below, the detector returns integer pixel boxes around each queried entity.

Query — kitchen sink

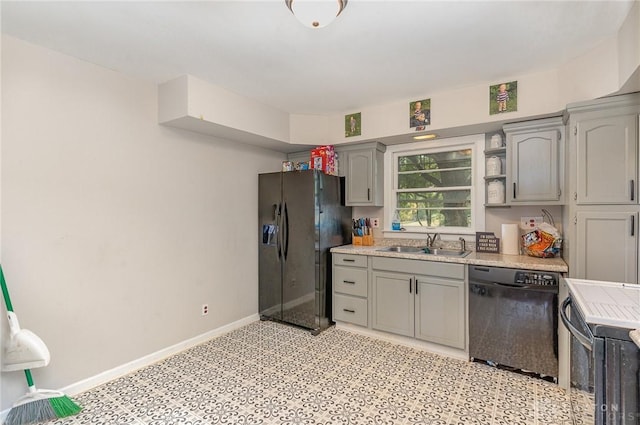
[378,245,424,253]
[422,248,471,257]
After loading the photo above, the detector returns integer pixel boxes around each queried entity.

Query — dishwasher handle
[560,296,593,351]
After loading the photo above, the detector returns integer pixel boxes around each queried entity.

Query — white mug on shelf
[490,134,503,149]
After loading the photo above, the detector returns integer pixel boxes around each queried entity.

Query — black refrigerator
[259,170,352,334]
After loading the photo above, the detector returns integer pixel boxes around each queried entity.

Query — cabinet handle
[343,259,355,262]
[513,182,517,199]
[631,180,635,201]
[343,280,356,284]
[343,308,355,313]
[415,279,419,295]
[632,215,635,237]
[409,277,413,294]
[367,188,371,201]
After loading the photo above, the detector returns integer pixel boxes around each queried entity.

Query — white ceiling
[1,1,635,116]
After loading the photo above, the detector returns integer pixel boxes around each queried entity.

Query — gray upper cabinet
[575,114,638,205]
[504,117,564,205]
[339,142,386,206]
[564,93,640,283]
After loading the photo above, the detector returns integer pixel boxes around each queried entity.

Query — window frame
[384,134,485,236]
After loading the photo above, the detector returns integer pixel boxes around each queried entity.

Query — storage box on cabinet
[332,253,368,327]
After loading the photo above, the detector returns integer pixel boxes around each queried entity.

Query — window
[387,135,484,233]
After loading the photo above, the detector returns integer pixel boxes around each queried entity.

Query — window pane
[398,168,471,189]
[396,189,471,228]
[397,208,471,228]
[398,150,472,172]
[397,190,471,209]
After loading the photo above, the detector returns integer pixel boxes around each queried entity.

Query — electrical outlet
[371,217,380,228]
[201,304,209,316]
[521,216,543,229]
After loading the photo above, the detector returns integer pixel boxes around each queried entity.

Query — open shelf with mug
[484,132,508,207]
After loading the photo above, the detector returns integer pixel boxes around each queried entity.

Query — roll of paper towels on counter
[501,224,520,255]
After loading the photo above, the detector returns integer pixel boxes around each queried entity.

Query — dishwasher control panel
[514,271,557,286]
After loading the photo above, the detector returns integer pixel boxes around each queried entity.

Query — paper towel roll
[501,224,520,255]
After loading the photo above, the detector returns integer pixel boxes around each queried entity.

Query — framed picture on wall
[345,112,361,137]
[489,81,517,115]
[410,99,431,130]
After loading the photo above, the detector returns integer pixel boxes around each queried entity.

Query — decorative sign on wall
[410,99,431,130]
[475,232,500,253]
[489,81,517,115]
[345,112,361,137]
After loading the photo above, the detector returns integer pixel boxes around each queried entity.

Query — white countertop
[330,244,568,273]
[565,278,640,330]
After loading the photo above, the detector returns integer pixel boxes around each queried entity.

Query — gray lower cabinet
[370,257,466,350]
[574,209,638,283]
[415,276,465,349]
[371,271,415,337]
[332,253,368,327]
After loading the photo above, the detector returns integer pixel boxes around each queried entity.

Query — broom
[1,265,82,425]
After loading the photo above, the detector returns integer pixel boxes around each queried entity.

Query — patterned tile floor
[44,320,591,425]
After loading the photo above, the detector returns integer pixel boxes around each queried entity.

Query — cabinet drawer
[371,256,464,279]
[333,253,367,268]
[334,267,368,297]
[334,294,368,327]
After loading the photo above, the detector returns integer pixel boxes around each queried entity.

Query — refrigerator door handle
[276,203,283,261]
[284,202,290,261]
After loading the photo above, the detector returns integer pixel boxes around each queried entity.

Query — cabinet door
[415,277,465,349]
[575,210,638,283]
[346,150,374,205]
[509,130,559,203]
[371,271,414,337]
[576,114,638,204]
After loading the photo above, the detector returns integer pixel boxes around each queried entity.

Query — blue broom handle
[0,265,15,312]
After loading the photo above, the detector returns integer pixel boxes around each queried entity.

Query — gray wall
[0,35,284,409]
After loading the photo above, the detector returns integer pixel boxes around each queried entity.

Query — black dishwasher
[469,265,559,379]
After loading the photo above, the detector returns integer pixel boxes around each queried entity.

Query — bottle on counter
[391,210,401,231]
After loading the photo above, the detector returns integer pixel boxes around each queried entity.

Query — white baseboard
[1,313,259,421]
[64,313,260,395]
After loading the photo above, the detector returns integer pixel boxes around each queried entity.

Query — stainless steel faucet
[458,237,466,251]
[426,233,439,247]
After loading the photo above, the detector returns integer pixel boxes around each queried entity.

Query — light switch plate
[521,216,543,229]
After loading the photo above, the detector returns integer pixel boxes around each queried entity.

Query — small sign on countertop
[476,232,500,253]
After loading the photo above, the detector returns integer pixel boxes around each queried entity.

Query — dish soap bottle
[391,211,401,231]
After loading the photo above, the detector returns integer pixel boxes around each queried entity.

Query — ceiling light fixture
[285,0,348,28]
[413,134,438,141]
